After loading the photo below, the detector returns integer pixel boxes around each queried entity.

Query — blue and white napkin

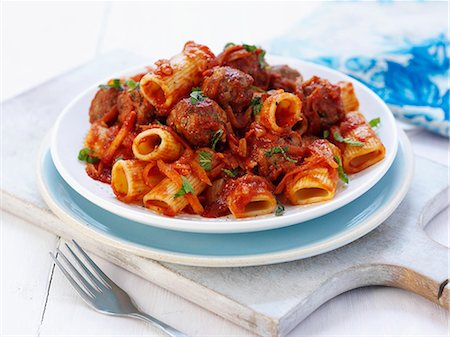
[268,2,449,137]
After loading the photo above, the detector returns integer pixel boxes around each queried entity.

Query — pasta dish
[79,41,386,219]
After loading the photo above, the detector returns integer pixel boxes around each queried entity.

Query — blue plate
[37,131,413,267]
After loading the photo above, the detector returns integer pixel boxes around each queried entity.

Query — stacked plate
[38,57,414,267]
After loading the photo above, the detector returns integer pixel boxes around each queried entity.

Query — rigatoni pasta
[331,111,386,174]
[140,41,215,112]
[132,127,183,162]
[79,41,386,219]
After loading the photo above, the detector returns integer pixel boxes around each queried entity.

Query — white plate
[51,55,398,233]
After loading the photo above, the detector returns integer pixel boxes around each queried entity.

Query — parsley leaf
[334,155,349,184]
[333,130,364,146]
[174,176,195,198]
[112,79,122,91]
[126,79,140,92]
[323,130,330,138]
[243,44,257,52]
[98,78,123,91]
[264,146,297,163]
[275,200,285,216]
[258,49,266,69]
[369,117,381,128]
[190,87,207,104]
[224,42,235,49]
[78,148,99,164]
[198,150,212,172]
[251,96,263,116]
[222,168,238,177]
[211,129,224,151]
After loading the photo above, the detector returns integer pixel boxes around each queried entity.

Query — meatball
[202,66,254,113]
[218,45,269,89]
[269,65,303,93]
[302,76,345,135]
[167,97,227,147]
[88,87,119,123]
[117,89,154,125]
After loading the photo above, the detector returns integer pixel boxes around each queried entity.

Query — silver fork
[50,240,187,337]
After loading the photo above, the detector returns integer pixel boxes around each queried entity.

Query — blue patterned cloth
[268,2,449,137]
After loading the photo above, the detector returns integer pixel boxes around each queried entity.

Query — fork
[50,240,187,337]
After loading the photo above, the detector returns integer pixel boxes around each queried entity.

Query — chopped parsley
[323,130,330,138]
[78,148,99,164]
[174,176,194,198]
[211,129,224,151]
[243,44,257,52]
[190,87,207,104]
[258,49,266,69]
[98,78,137,92]
[224,42,236,49]
[222,168,238,177]
[369,117,381,128]
[275,200,285,216]
[264,146,297,163]
[125,79,140,92]
[198,150,212,172]
[251,96,263,116]
[334,155,349,184]
[333,130,364,146]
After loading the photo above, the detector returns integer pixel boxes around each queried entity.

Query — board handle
[390,187,449,309]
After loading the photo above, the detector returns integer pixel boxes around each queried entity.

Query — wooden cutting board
[2,51,449,337]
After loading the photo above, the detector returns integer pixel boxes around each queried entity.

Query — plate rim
[50,55,399,233]
[38,129,413,267]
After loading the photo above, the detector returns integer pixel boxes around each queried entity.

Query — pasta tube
[111,160,151,203]
[285,167,337,205]
[256,90,304,134]
[338,81,359,113]
[226,175,276,218]
[143,174,206,216]
[140,41,215,111]
[132,127,183,162]
[332,111,385,174]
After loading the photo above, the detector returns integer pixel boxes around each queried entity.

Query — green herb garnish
[323,130,330,138]
[98,78,123,91]
[126,79,140,92]
[334,155,348,184]
[333,130,364,146]
[112,79,122,91]
[198,150,212,172]
[251,96,263,116]
[190,87,207,105]
[174,176,195,198]
[369,117,381,128]
[222,168,238,177]
[264,146,297,163]
[78,148,100,164]
[211,129,224,151]
[224,42,236,49]
[275,200,285,216]
[243,44,257,52]
[258,50,266,69]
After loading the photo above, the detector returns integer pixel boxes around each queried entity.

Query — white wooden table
[2,2,449,336]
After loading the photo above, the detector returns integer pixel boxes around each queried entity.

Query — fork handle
[130,312,188,337]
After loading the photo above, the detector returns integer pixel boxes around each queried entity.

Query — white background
[1,1,450,336]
